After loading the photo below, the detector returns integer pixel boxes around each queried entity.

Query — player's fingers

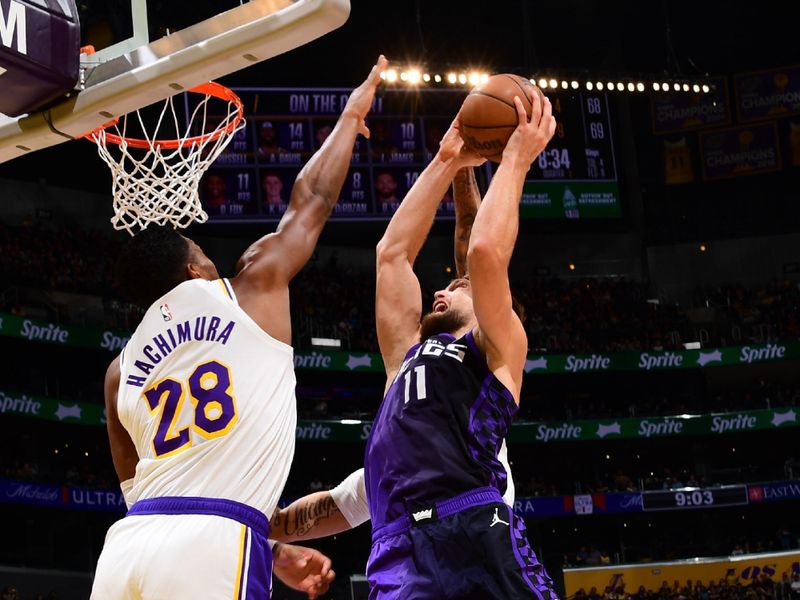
[319,555,332,576]
[547,116,557,139]
[513,96,527,127]
[530,86,544,125]
[325,568,336,583]
[540,94,553,128]
[371,54,388,83]
[360,122,371,139]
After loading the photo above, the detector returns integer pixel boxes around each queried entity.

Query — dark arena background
[1,0,800,598]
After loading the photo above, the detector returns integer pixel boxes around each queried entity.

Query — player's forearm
[269,492,350,542]
[453,167,480,277]
[467,161,526,270]
[377,154,460,265]
[291,112,361,217]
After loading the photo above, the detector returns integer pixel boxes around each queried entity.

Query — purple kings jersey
[365,331,518,530]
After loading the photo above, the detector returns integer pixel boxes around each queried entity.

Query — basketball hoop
[84,82,245,235]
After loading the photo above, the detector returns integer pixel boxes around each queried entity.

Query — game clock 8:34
[641,486,749,512]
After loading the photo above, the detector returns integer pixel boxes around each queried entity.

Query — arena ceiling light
[379,67,714,94]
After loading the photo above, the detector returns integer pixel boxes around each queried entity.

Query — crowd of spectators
[569,574,799,600]
[1,221,799,353]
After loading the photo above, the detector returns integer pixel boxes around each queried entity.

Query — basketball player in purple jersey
[365,91,559,598]
[91,57,387,600]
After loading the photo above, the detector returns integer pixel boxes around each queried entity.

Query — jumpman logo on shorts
[490,507,510,528]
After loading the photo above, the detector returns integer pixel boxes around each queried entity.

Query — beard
[419,307,470,341]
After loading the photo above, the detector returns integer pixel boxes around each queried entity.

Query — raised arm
[376,121,484,378]
[233,56,387,288]
[452,167,481,278]
[469,92,556,399]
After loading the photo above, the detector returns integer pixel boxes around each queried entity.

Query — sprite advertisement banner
[2,387,797,443]
[3,313,798,374]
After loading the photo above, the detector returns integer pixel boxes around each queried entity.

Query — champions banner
[651,76,730,134]
[2,313,799,375]
[735,65,800,122]
[699,122,782,180]
[564,550,800,595]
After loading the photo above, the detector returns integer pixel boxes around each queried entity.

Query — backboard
[0,0,350,163]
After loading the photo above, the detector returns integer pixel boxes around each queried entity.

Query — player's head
[419,277,477,340]
[315,122,333,147]
[204,174,226,203]
[262,171,284,204]
[116,227,219,308]
[419,276,526,340]
[259,121,278,147]
[375,172,398,199]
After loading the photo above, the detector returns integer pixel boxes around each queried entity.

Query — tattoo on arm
[270,496,342,539]
[454,169,480,277]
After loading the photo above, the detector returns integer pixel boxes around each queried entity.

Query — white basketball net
[90,88,245,235]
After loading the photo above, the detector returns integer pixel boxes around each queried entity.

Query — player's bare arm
[376,119,485,380]
[469,91,556,401]
[270,493,349,542]
[452,166,481,278]
[230,55,388,344]
[104,356,138,484]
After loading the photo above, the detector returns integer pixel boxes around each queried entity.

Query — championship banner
[564,550,800,595]
[2,313,799,374]
[699,122,782,180]
[652,76,730,134]
[735,65,800,122]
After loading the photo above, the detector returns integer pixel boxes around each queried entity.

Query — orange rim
[82,82,244,150]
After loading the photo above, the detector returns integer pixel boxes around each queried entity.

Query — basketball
[459,74,538,162]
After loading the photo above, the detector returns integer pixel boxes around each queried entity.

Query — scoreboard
[199,87,622,221]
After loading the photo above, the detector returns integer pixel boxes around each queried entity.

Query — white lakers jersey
[117,278,296,517]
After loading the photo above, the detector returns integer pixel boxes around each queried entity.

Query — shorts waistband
[372,486,503,542]
[128,496,269,537]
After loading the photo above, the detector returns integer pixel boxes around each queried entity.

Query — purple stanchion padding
[0,0,80,116]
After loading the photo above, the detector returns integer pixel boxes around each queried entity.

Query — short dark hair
[115,227,190,308]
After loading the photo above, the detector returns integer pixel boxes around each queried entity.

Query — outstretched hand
[343,54,389,139]
[438,116,486,168]
[501,87,557,167]
[272,542,336,599]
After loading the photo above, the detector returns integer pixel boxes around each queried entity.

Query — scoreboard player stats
[198,87,622,222]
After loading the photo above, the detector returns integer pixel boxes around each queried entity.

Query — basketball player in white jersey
[90,55,388,600]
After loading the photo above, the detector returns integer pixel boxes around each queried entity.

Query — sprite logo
[739,344,786,364]
[638,419,684,438]
[564,354,611,373]
[638,352,683,370]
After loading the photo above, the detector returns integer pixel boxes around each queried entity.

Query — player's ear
[185,262,204,280]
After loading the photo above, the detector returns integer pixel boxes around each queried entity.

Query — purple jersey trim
[128,496,269,536]
[372,486,503,542]
[506,503,540,595]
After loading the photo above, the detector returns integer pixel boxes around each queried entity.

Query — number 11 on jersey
[403,365,427,404]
